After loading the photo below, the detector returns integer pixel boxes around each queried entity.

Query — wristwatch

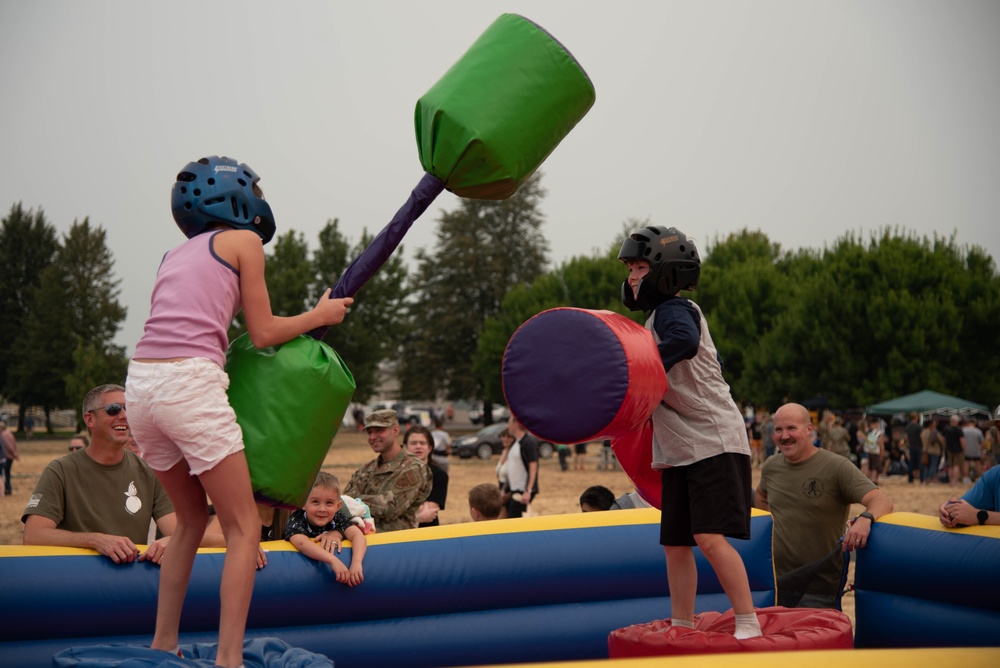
[858,511,875,523]
[977,509,989,525]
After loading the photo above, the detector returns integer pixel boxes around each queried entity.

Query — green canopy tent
[866,390,990,420]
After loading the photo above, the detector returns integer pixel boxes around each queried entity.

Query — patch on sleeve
[397,469,420,488]
[25,493,42,509]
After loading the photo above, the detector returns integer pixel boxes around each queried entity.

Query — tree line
[1,204,128,431]
[3,176,998,432]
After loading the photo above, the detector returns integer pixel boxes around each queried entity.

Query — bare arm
[137,513,178,565]
[220,230,353,348]
[23,514,139,564]
[940,499,995,528]
[342,524,367,587]
[753,486,770,511]
[843,488,894,551]
[289,531,350,582]
[289,532,335,564]
[859,488,894,519]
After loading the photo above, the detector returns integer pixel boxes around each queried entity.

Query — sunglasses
[68,444,85,452]
[88,402,126,417]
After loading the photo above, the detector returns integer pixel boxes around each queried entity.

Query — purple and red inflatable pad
[502,308,666,506]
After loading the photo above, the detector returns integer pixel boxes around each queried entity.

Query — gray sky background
[2,1,998,354]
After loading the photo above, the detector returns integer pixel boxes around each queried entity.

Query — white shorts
[125,358,245,475]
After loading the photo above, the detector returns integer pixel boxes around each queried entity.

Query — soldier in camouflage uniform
[345,409,432,532]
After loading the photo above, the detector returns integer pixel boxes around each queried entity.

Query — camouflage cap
[364,409,398,430]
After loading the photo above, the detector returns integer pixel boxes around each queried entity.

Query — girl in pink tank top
[126,156,352,667]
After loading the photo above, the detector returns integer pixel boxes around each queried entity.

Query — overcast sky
[2,1,998,354]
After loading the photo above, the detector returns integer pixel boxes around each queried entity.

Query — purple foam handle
[307,172,445,340]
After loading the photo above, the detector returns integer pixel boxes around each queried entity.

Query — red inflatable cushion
[608,606,854,658]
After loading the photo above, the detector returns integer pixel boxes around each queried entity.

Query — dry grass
[0,430,639,543]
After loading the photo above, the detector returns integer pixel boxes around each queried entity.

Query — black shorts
[574,443,587,455]
[660,452,752,546]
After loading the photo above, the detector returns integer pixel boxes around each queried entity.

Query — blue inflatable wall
[0,510,773,668]
[4,510,998,667]
[853,512,1000,649]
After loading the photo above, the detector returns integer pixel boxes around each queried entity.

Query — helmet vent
[207,178,215,186]
[238,178,247,187]
[193,189,201,196]
[177,172,196,183]
[242,203,249,219]
[179,186,187,194]
[230,196,239,218]
[204,197,224,205]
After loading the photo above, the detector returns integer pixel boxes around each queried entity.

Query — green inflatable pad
[415,13,596,199]
[225,333,356,510]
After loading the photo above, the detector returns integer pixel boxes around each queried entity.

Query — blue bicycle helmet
[618,225,701,311]
[171,156,276,243]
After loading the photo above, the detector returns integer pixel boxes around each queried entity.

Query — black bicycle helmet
[618,225,701,311]
[171,155,276,243]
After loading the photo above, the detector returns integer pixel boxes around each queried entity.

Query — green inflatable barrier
[416,13,595,199]
[226,14,594,511]
[226,334,355,509]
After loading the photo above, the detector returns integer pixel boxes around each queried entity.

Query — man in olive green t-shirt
[754,403,894,609]
[22,384,176,564]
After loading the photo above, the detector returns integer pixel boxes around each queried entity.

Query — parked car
[372,401,436,426]
[397,405,435,427]
[468,403,511,425]
[451,422,555,460]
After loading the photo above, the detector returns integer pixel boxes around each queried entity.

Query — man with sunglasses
[21,384,177,564]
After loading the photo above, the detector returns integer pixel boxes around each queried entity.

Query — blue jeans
[3,458,12,493]
[925,453,941,483]
[908,448,922,482]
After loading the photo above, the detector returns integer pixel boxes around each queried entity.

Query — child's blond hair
[313,471,342,496]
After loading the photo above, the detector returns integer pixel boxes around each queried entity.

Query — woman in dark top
[404,425,449,527]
